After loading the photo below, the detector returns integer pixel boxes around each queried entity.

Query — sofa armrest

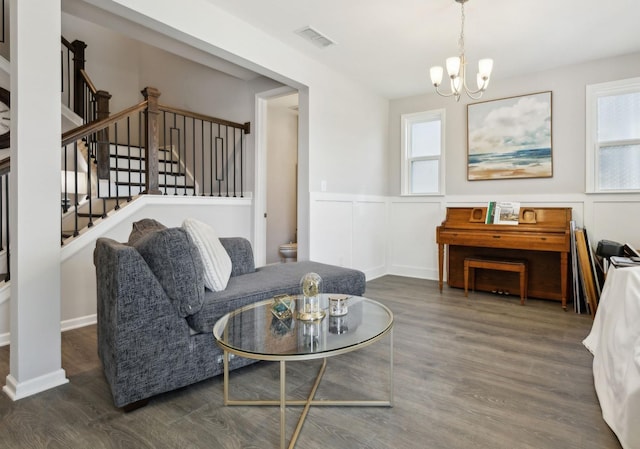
[219,237,255,277]
[94,237,193,407]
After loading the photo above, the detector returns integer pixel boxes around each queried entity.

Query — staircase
[60,141,198,241]
[107,144,196,197]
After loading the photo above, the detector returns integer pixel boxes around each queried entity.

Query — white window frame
[586,76,640,193]
[400,109,445,196]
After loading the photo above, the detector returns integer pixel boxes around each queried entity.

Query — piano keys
[436,206,572,309]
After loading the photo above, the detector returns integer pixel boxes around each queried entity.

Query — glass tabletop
[213,295,393,361]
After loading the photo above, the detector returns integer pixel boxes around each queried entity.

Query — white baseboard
[61,314,97,332]
[364,265,387,281]
[0,314,97,348]
[388,264,438,280]
[3,370,68,401]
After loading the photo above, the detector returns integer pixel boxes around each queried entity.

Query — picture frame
[467,91,552,181]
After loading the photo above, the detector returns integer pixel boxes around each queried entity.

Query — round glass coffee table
[213,295,394,449]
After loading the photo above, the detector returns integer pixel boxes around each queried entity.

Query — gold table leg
[221,329,393,448]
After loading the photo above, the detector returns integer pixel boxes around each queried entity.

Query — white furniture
[583,265,640,449]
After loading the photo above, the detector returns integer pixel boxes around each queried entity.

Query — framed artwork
[467,91,552,181]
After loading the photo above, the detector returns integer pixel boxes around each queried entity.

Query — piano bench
[464,257,528,305]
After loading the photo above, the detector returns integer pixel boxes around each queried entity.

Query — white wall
[389,52,640,198]
[74,0,390,263]
[384,52,640,280]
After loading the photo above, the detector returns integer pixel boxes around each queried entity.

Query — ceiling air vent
[295,26,336,49]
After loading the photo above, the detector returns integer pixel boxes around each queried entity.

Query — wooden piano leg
[560,252,568,310]
[438,243,444,292]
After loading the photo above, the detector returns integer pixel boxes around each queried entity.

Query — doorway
[265,92,299,264]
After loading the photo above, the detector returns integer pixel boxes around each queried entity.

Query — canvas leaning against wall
[467,91,553,181]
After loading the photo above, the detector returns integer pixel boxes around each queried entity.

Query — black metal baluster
[232,127,237,198]
[114,122,120,210]
[240,128,244,198]
[225,126,229,197]
[127,117,132,200]
[73,142,80,236]
[192,117,197,196]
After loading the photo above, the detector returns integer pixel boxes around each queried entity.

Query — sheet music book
[493,202,520,225]
[610,256,640,268]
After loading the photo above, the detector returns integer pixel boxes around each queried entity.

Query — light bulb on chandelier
[429,0,493,101]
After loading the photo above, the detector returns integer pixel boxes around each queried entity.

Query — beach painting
[467,91,552,180]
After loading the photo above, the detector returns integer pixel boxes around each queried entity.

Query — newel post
[71,40,87,118]
[142,87,162,195]
[95,90,112,180]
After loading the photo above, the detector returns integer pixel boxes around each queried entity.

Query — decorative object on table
[298,272,325,321]
[467,91,553,181]
[270,315,294,337]
[271,294,294,320]
[328,294,349,316]
[329,315,348,335]
[429,0,493,102]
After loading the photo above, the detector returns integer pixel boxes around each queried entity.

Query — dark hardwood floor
[0,276,621,448]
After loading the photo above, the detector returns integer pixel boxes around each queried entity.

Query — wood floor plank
[0,276,622,448]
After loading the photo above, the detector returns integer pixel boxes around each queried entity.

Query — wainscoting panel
[309,194,388,279]
[387,199,444,279]
[310,198,354,268]
[353,200,387,279]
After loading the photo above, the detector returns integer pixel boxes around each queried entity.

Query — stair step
[111,172,190,186]
[109,144,173,158]
[110,156,181,174]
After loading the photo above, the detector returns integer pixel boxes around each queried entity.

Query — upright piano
[436,206,572,309]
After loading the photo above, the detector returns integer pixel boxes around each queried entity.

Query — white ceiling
[204,0,640,99]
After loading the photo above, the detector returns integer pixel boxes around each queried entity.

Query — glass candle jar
[328,295,349,316]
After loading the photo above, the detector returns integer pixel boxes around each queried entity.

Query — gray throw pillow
[128,218,167,245]
[132,227,205,317]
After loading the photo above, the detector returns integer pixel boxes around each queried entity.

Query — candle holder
[329,295,349,316]
[297,272,325,321]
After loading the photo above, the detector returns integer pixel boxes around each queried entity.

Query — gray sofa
[94,225,366,409]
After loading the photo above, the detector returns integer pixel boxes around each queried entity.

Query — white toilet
[279,242,297,263]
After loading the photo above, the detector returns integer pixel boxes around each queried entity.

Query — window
[586,77,640,193]
[401,109,445,195]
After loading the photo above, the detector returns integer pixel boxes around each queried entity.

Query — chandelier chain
[459,1,465,57]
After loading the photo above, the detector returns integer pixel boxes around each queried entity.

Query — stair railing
[61,37,111,126]
[60,87,250,241]
[156,101,250,198]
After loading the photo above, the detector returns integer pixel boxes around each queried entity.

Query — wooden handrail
[61,101,148,146]
[79,69,98,95]
[0,156,9,176]
[61,36,72,50]
[158,103,251,134]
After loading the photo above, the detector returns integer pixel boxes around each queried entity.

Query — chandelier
[429,0,493,101]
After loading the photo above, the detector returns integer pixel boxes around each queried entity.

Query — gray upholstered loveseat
[93,221,366,409]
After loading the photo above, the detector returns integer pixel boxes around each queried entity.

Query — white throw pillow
[182,218,232,291]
